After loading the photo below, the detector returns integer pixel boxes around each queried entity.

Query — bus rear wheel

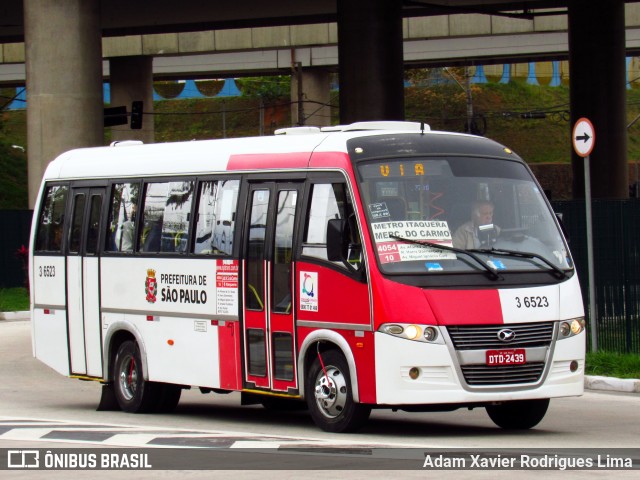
[485,398,550,429]
[305,350,371,433]
[155,383,182,413]
[113,340,161,413]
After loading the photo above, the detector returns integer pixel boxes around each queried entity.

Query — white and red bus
[30,121,585,432]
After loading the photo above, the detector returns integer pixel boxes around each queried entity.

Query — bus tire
[485,398,550,430]
[112,340,160,413]
[155,384,182,413]
[305,350,371,433]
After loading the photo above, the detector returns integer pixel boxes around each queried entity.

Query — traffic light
[130,101,143,129]
[103,105,127,127]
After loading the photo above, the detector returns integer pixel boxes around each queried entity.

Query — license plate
[486,349,526,366]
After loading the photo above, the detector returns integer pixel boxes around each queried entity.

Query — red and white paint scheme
[30,122,585,432]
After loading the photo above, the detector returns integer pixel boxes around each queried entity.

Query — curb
[585,375,640,393]
[0,310,30,321]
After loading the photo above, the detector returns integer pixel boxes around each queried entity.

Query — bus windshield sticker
[487,258,507,270]
[369,202,390,219]
[426,262,443,271]
[215,259,239,315]
[371,220,456,264]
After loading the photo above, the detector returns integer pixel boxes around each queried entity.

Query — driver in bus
[452,199,500,249]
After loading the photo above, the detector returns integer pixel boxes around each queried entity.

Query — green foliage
[0,287,29,312]
[586,351,640,379]
[0,140,28,209]
[235,76,291,100]
[153,96,282,142]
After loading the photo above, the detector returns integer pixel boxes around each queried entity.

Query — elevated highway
[3,9,640,81]
[0,0,637,203]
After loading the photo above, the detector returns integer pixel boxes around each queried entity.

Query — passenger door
[66,187,105,377]
[242,182,301,392]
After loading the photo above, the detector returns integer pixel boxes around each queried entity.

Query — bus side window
[35,185,68,253]
[106,182,139,253]
[138,181,195,254]
[302,183,362,270]
[194,179,239,255]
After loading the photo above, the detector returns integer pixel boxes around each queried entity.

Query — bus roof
[41,122,515,181]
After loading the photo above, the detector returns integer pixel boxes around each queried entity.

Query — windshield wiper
[389,235,501,280]
[468,247,567,279]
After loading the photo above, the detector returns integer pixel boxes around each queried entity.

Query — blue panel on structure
[6,87,26,110]
[549,61,562,87]
[216,78,241,97]
[526,62,539,85]
[176,80,206,99]
[499,64,511,84]
[471,65,488,84]
[627,57,632,89]
[103,83,111,104]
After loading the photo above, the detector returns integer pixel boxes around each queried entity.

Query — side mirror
[327,218,349,262]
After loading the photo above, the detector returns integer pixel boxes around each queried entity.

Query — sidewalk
[0,310,30,321]
[1,311,638,393]
[584,375,640,393]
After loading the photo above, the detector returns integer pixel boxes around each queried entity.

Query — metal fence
[0,210,32,289]
[552,199,640,354]
[2,203,639,353]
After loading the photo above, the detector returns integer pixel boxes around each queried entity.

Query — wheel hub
[119,355,138,401]
[314,366,347,418]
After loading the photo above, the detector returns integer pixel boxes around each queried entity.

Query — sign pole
[583,154,597,352]
[572,117,597,352]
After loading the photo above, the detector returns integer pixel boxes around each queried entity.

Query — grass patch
[586,351,640,379]
[0,287,29,312]
[0,142,28,209]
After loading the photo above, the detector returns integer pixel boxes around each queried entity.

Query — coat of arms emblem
[145,269,157,303]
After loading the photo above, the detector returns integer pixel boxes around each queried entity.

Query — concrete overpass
[0,0,637,204]
[4,7,640,79]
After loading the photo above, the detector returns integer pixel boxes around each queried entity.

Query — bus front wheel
[485,398,550,429]
[112,340,160,413]
[305,349,371,433]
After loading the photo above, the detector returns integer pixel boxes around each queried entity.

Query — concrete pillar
[109,56,155,144]
[569,0,628,199]
[24,0,103,208]
[291,69,331,127]
[337,0,404,124]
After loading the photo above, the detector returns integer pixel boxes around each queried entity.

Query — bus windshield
[356,156,572,276]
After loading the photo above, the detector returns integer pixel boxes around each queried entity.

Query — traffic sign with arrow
[572,117,595,157]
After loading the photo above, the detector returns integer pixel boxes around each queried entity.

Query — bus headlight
[558,317,585,339]
[404,324,422,340]
[383,324,404,335]
[379,324,444,344]
[423,326,438,342]
[571,318,585,334]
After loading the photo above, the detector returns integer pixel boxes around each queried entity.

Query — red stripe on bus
[227,152,311,170]
[423,289,504,325]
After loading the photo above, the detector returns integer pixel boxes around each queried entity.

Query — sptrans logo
[145,269,157,303]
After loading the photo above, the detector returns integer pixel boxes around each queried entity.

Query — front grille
[461,362,545,385]
[447,322,554,350]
